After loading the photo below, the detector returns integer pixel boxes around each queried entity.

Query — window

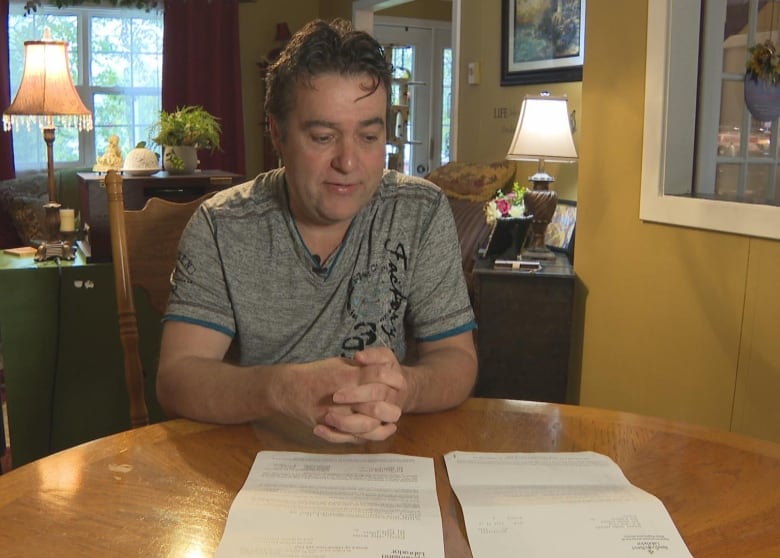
[7,4,163,172]
[641,0,780,239]
[696,0,780,204]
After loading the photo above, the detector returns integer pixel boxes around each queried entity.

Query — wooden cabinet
[77,170,241,262]
[472,253,574,403]
[0,253,164,467]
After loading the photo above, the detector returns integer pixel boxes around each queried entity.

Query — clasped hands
[282,347,410,444]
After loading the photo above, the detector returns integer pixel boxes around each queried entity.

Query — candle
[59,208,76,232]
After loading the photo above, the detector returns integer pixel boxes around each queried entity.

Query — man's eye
[312,134,333,144]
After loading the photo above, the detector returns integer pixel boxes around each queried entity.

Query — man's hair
[264,19,393,140]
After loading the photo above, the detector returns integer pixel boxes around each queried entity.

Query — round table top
[1,398,779,557]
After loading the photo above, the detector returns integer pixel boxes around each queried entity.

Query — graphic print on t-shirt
[341,239,408,357]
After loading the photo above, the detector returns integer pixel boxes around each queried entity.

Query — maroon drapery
[162,0,245,175]
[1,0,15,180]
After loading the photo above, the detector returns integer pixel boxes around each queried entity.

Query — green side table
[0,252,164,467]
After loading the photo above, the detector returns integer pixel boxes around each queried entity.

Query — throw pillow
[426,161,516,202]
[0,188,22,248]
[9,194,47,244]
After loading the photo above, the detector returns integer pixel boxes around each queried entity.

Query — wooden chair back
[0,374,8,473]
[104,170,213,427]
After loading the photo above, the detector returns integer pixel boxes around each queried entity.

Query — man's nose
[332,137,357,172]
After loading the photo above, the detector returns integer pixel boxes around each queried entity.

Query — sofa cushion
[8,194,47,244]
[427,161,515,202]
[0,169,86,248]
[0,207,21,249]
[0,187,22,248]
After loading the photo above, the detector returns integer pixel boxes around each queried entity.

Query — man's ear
[268,115,282,153]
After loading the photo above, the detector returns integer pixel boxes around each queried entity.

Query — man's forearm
[403,340,478,413]
[156,356,283,424]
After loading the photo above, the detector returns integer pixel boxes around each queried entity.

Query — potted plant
[150,105,222,174]
[745,39,780,121]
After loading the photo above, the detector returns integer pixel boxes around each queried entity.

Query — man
[156,19,477,443]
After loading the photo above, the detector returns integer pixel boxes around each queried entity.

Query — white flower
[484,203,500,226]
[508,204,524,218]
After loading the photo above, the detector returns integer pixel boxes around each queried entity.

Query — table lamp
[506,92,577,260]
[2,28,92,259]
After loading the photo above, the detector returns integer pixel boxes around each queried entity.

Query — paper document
[444,451,693,558]
[216,451,445,558]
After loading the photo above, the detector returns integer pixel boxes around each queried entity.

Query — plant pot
[744,75,780,122]
[163,145,198,174]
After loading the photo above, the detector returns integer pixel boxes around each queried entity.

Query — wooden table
[1,398,779,557]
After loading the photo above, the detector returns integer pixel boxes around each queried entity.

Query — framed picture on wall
[545,199,577,255]
[501,0,586,86]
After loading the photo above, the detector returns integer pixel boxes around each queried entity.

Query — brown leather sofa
[425,160,518,297]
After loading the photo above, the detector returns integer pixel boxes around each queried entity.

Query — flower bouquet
[484,183,528,226]
[745,39,780,121]
[747,39,780,84]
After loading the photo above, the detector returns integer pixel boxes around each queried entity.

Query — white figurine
[93,134,124,172]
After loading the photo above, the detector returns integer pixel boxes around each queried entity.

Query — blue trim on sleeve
[417,320,477,343]
[163,314,236,338]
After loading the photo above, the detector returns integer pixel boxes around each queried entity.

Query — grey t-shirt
[165,168,475,364]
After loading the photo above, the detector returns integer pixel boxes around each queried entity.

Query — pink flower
[495,197,512,216]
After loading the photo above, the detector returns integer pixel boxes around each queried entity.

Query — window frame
[7,3,162,173]
[640,0,780,240]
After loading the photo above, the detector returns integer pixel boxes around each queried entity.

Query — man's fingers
[351,400,402,423]
[332,381,396,405]
[312,424,365,444]
[323,402,401,430]
[312,422,397,443]
[353,346,395,366]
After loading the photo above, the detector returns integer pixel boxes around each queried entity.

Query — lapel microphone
[311,255,327,275]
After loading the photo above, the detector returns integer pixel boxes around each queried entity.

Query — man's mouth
[326,181,358,194]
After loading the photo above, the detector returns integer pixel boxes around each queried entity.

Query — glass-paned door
[374,21,451,176]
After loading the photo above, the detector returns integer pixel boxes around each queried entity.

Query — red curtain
[1,0,15,180]
[162,0,245,175]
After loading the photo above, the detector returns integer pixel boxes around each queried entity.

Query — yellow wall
[454,0,780,442]
[378,0,452,20]
[238,1,322,179]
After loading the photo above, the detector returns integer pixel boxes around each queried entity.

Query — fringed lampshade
[3,28,93,203]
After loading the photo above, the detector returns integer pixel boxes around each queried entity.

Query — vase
[744,75,780,122]
[163,145,199,174]
[485,216,533,260]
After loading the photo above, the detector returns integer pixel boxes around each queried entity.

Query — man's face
[272,73,388,229]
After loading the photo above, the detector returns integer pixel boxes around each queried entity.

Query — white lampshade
[506,93,577,163]
[2,29,92,133]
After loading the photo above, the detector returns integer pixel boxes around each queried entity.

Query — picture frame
[546,199,577,255]
[501,0,586,86]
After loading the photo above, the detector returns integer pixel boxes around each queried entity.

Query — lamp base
[34,240,76,262]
